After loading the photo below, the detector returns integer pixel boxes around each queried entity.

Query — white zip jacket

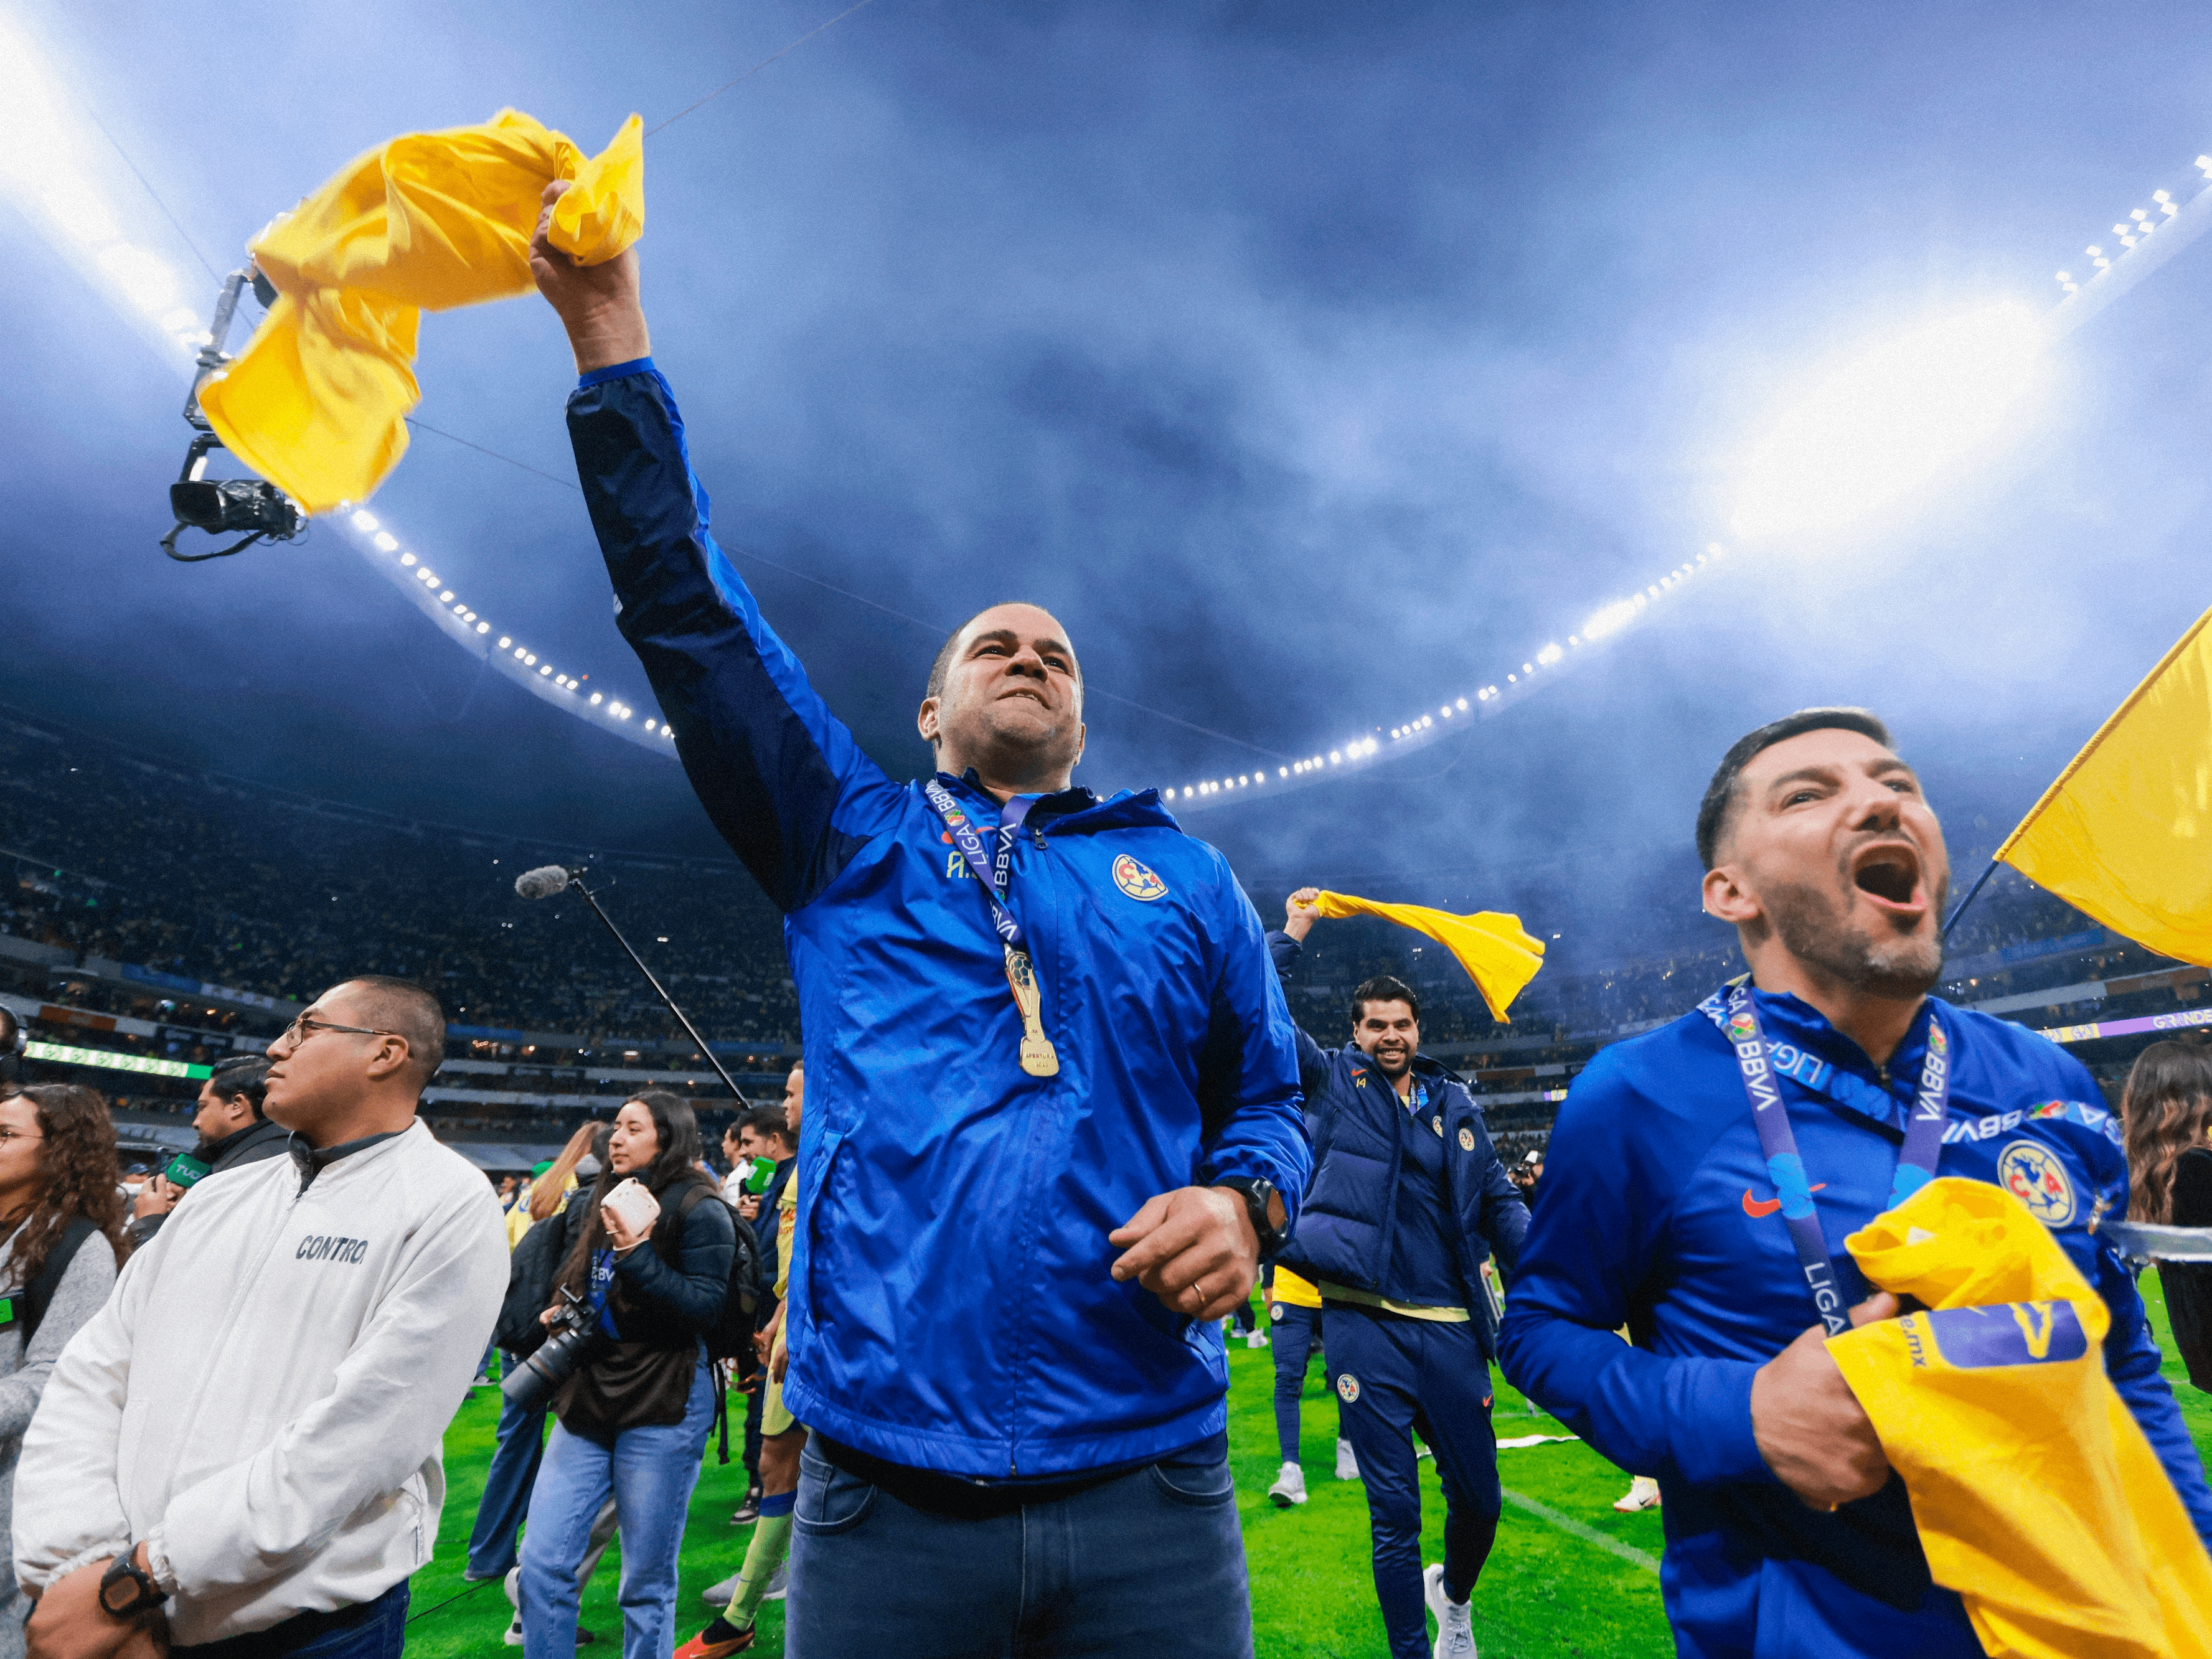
[12,1121,507,1644]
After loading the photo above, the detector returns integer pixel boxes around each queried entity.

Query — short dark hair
[1695,708,1894,870]
[337,975,446,1091]
[1350,975,1421,1026]
[745,1107,796,1152]
[207,1055,271,1121]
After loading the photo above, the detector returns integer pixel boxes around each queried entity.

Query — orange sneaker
[674,1623,755,1659]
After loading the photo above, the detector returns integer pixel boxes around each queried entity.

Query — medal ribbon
[923,779,1058,1077]
[924,778,1032,946]
[1718,982,1949,1336]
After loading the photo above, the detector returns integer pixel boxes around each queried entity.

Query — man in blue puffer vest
[1269,890,1529,1659]
[1497,708,2212,1656]
[530,188,1309,1659]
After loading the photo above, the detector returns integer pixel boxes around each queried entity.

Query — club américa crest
[1112,854,1169,902]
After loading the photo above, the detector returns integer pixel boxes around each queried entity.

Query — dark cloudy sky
[4,1,2210,964]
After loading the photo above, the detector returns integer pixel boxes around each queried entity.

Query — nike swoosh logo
[1742,1183,1827,1218]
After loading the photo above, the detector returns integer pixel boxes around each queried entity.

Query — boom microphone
[515,865,574,900]
[504,863,751,1107]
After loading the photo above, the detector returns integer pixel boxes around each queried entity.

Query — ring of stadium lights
[340,510,676,753]
[1176,148,2212,813]
[1163,544,1732,811]
[14,14,2212,804]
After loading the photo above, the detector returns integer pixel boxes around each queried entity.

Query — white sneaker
[703,1571,740,1605]
[1614,1475,1662,1513]
[762,1563,788,1602]
[1424,1563,1477,1658]
[1266,1461,1307,1507]
[503,1615,524,1647]
[1335,1438,1360,1480]
[1244,1330,1269,1348]
[505,1567,522,1610]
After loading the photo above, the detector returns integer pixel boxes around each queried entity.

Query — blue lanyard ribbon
[923,779,1033,947]
[1713,982,1950,1336]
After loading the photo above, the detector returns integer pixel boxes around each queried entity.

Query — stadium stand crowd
[6,703,2206,1171]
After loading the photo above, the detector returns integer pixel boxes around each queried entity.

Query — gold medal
[1003,946,1060,1078]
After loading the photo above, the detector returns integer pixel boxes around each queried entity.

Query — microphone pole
[561,870,753,1109]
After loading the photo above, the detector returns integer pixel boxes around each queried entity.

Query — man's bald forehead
[925,602,1080,700]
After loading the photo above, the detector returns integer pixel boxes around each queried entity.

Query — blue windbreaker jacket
[1497,984,2212,1657]
[1266,932,1528,1355]
[565,360,1309,1478]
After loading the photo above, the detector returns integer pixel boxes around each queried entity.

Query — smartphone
[601,1177,661,1237]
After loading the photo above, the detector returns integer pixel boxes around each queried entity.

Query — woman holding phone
[0,1083,128,1659]
[517,1091,735,1659]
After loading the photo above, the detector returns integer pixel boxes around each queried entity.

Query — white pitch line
[1501,1487,1661,1575]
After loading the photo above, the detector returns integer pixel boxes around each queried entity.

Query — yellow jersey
[1830,1178,2212,1658]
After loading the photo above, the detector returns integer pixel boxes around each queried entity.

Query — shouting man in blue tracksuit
[530,189,1309,1658]
[1498,707,2212,1657]
[1270,888,1528,1659]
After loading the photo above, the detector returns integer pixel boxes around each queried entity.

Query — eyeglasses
[275,1014,402,1051]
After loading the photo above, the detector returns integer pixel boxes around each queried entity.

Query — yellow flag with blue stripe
[1996,601,2212,967]
[1312,891,1544,1022]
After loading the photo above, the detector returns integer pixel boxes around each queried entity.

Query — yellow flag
[1312,891,1545,1022]
[1829,1179,2212,1657]
[1996,601,2212,967]
[198,108,646,514]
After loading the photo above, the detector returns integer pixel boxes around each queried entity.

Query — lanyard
[923,780,1059,1078]
[1716,982,1950,1336]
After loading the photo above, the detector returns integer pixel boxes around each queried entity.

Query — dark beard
[1763,878,1945,1001]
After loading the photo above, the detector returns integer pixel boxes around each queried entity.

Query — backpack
[674,1183,762,1363]
[494,1195,581,1357]
[20,1217,100,1348]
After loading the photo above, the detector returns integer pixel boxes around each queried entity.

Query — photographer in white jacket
[14,975,508,1659]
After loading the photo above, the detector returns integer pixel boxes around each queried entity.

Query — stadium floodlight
[1731,301,2047,539]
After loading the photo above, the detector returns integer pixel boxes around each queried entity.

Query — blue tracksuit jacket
[565,360,1309,1477]
[1497,983,2212,1657]
[1266,932,1528,1352]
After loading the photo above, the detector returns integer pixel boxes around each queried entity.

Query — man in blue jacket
[1498,708,2212,1656]
[1270,890,1528,1659]
[530,186,1308,1658]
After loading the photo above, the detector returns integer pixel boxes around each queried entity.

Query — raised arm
[532,182,904,910]
[1266,886,1334,1103]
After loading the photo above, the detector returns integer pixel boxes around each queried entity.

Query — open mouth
[1850,842,1924,912]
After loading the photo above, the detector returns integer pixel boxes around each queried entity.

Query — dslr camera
[501,1289,609,1414]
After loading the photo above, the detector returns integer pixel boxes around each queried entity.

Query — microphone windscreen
[515,865,571,900]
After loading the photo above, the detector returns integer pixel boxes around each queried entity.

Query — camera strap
[923,781,1059,1078]
[1715,982,1949,1337]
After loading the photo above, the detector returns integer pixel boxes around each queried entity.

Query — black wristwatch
[99,1551,166,1619]
[1217,1177,1288,1262]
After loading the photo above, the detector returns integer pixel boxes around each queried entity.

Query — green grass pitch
[400,1277,2212,1658]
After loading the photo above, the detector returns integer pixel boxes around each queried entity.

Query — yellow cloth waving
[1312,891,1544,1022]
[198,108,645,514]
[1827,1178,2212,1658]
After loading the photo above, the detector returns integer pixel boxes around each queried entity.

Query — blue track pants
[1328,1304,1501,1659]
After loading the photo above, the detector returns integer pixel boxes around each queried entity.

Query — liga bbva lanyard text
[923,780,1059,1078]
[1718,982,1949,1335]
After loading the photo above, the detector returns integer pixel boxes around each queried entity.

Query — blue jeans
[786,1439,1251,1658]
[1268,1302,1340,1464]
[465,1373,547,1578]
[1330,1307,1501,1659]
[519,1353,715,1659]
[169,1582,407,1659]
